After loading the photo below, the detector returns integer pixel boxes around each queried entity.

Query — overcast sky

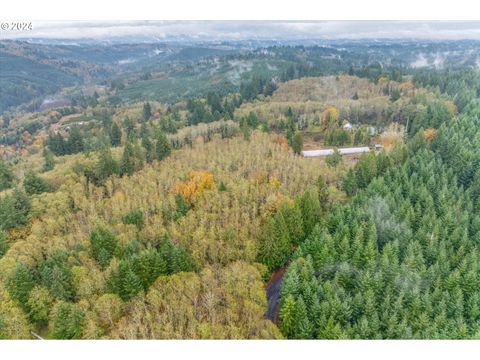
[4,21,480,41]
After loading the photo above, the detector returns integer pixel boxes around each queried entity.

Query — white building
[302,147,370,157]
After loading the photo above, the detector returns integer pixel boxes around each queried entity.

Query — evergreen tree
[39,252,74,301]
[218,181,227,192]
[257,209,292,271]
[280,202,305,245]
[317,175,330,215]
[354,127,369,145]
[110,122,122,147]
[240,117,251,141]
[2,114,10,129]
[299,189,321,236]
[207,92,223,114]
[169,245,193,273]
[119,262,143,301]
[120,140,136,177]
[247,111,260,128]
[6,262,34,306]
[123,117,135,137]
[292,132,303,155]
[46,133,68,156]
[0,231,8,258]
[141,128,155,164]
[133,247,168,290]
[67,126,84,154]
[319,316,343,339]
[280,294,297,338]
[0,160,14,191]
[90,226,117,268]
[51,302,85,339]
[23,171,50,195]
[390,88,401,102]
[42,147,55,172]
[123,209,145,229]
[143,102,152,121]
[100,110,113,135]
[12,187,31,225]
[95,145,119,184]
[0,188,31,231]
[342,168,358,197]
[155,131,171,161]
[293,298,313,339]
[376,150,392,175]
[263,80,277,96]
[91,91,99,106]
[174,193,190,220]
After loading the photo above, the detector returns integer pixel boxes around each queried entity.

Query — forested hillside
[3,38,477,115]
[0,126,347,338]
[0,51,80,113]
[235,75,454,149]
[2,37,480,339]
[278,70,480,339]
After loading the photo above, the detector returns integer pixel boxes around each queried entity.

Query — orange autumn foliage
[272,134,289,151]
[424,128,437,143]
[172,170,215,205]
[19,148,29,157]
[399,81,414,89]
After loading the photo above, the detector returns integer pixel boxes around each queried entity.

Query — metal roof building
[302,147,371,157]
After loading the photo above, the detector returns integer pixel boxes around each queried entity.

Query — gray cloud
[3,20,480,40]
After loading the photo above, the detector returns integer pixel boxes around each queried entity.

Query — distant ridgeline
[0,51,79,113]
[3,39,479,114]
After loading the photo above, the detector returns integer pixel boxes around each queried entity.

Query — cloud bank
[3,21,480,41]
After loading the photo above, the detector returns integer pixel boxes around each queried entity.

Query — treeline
[184,59,409,129]
[413,69,480,113]
[46,127,86,156]
[80,125,172,187]
[240,76,277,102]
[185,74,279,127]
[186,93,242,125]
